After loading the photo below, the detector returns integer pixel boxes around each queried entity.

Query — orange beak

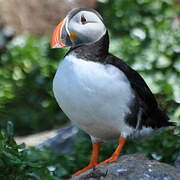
[50,19,66,48]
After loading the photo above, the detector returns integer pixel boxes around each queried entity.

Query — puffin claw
[72,164,95,177]
[96,156,118,166]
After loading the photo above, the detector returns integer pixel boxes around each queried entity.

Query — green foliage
[0,121,84,179]
[0,122,179,179]
[0,121,63,179]
[0,36,68,135]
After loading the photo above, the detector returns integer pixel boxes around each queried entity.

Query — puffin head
[50,8,106,48]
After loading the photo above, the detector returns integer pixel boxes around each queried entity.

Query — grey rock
[174,154,180,171]
[71,153,180,180]
[38,124,79,152]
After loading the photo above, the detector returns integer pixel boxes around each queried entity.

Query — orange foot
[72,164,95,177]
[96,156,118,166]
[72,143,100,177]
[97,136,126,167]
[72,137,126,176]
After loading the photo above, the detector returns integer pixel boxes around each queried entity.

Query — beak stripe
[50,19,66,48]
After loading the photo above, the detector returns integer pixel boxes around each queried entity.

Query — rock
[71,153,180,180]
[38,124,79,153]
[174,154,180,171]
[15,124,79,153]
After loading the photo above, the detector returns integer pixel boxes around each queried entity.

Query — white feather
[53,55,136,141]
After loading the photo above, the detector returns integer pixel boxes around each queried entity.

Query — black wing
[106,54,171,128]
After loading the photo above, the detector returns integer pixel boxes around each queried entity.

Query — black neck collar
[65,31,109,62]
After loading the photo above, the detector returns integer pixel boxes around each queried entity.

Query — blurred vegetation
[0,122,179,180]
[0,36,68,135]
[0,0,180,179]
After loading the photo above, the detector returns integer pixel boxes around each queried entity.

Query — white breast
[53,55,135,140]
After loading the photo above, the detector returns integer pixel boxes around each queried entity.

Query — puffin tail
[155,109,174,127]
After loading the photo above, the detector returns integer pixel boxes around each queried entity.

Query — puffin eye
[80,15,87,24]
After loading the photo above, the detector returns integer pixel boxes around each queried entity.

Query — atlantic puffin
[50,8,172,176]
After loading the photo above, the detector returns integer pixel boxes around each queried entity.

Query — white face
[67,11,106,46]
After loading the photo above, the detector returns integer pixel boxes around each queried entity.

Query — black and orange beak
[50,18,72,48]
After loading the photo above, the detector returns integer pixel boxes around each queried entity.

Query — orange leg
[97,136,126,166]
[72,143,100,177]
